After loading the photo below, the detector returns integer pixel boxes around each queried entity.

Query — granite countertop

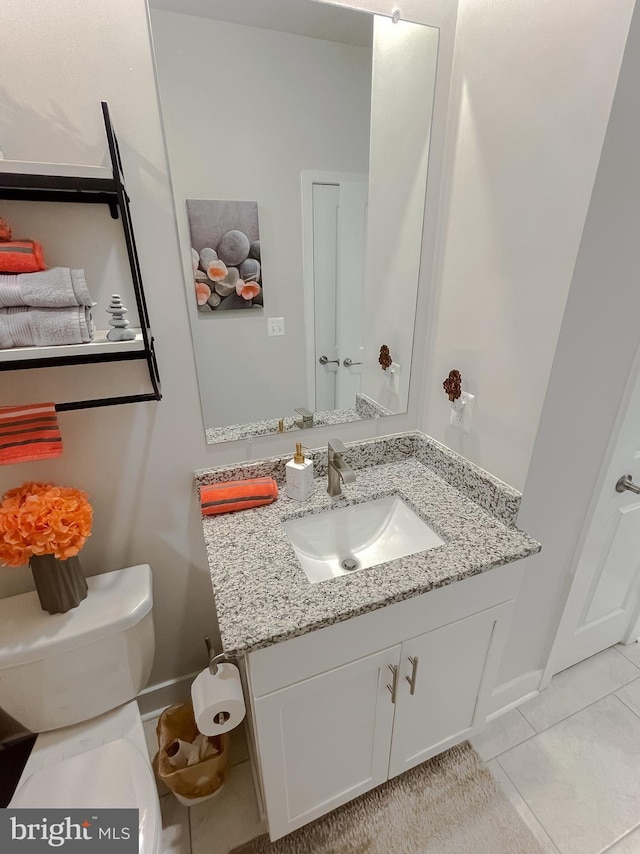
[197,434,541,657]
[206,406,361,444]
[205,394,391,444]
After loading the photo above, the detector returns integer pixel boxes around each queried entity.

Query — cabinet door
[253,645,400,841]
[388,602,513,778]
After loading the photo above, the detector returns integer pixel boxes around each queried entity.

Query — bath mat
[231,741,545,854]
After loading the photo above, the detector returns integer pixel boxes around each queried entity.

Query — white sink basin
[282,495,445,584]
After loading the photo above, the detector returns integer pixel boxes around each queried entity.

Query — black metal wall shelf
[0,102,162,409]
[0,172,119,216]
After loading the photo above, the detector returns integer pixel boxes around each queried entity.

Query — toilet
[0,564,161,854]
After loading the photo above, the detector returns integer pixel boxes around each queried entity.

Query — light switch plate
[267,317,285,336]
[450,391,475,434]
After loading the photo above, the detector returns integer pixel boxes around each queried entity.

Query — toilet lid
[10,738,160,854]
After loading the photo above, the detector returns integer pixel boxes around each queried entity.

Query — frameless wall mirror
[149,0,439,443]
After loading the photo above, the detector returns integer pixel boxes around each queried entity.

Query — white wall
[14,0,624,709]
[421,0,635,491]
[151,10,372,428]
[0,0,452,691]
[499,0,640,690]
[0,0,217,687]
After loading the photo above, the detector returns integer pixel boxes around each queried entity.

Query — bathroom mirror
[149,0,439,443]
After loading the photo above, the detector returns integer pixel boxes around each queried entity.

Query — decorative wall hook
[443,369,462,402]
[379,345,392,371]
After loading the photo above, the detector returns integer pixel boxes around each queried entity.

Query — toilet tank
[0,564,154,732]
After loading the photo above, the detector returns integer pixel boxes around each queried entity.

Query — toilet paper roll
[191,662,246,736]
[166,738,197,769]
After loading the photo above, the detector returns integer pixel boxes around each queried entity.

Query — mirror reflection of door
[305,173,368,413]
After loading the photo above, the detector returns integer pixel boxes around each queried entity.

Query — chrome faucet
[327,438,356,497]
[294,407,314,429]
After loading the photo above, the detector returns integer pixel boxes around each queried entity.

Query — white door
[253,645,399,841]
[303,172,368,412]
[548,359,640,675]
[335,180,368,410]
[388,603,512,778]
[312,183,340,411]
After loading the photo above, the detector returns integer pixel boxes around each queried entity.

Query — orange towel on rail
[0,403,63,465]
[200,478,278,515]
[0,241,47,274]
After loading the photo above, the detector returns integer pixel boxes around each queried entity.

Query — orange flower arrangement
[0,482,93,567]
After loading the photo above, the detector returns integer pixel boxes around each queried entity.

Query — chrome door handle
[343,357,363,367]
[386,664,399,704]
[319,355,339,365]
[616,475,640,495]
[405,656,419,695]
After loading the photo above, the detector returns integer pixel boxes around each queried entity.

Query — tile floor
[144,720,266,854]
[151,643,640,854]
[473,643,640,854]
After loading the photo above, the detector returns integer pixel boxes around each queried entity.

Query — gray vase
[29,554,88,615]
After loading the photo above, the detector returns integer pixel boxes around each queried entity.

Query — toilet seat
[11,739,160,854]
[10,703,161,854]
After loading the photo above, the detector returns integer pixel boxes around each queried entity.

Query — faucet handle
[328,437,347,455]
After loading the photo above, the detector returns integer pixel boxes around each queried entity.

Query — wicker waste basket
[153,702,230,806]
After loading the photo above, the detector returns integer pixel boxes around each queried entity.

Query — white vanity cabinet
[387,601,512,778]
[244,562,525,841]
[253,646,400,835]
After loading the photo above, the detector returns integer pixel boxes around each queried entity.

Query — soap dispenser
[286,443,314,501]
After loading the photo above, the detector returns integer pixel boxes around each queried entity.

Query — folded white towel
[0,268,93,308]
[0,306,95,348]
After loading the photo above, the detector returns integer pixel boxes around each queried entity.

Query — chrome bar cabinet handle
[343,357,363,367]
[405,656,419,695]
[387,664,399,704]
[319,355,339,365]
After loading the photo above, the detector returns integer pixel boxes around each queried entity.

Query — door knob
[319,355,339,365]
[615,475,640,494]
[343,357,363,367]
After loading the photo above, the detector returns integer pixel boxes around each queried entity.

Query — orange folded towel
[0,240,47,274]
[0,403,63,465]
[200,477,278,515]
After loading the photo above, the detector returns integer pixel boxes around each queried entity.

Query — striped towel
[0,403,63,465]
[200,478,278,516]
[0,240,46,274]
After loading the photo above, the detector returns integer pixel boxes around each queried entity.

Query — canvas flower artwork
[0,481,93,566]
[186,199,263,313]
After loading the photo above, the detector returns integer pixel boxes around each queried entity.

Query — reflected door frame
[301,170,368,412]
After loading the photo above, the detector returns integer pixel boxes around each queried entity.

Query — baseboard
[486,669,544,720]
[137,670,200,720]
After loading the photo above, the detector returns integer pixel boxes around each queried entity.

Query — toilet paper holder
[205,636,238,676]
